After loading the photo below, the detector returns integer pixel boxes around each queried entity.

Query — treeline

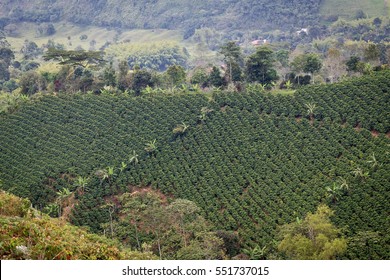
[1,32,389,107]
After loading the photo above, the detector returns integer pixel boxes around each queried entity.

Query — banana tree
[129,150,139,165]
[304,102,317,123]
[56,187,72,217]
[145,139,158,155]
[74,176,89,194]
[173,122,190,135]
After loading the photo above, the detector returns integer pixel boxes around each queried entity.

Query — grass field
[320,0,388,19]
[6,22,184,60]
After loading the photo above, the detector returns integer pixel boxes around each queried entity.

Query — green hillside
[0,191,156,259]
[0,0,322,32]
[320,0,388,19]
[1,71,389,259]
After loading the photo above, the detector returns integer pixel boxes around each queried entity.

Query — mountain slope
[1,71,389,259]
[0,191,156,259]
[0,0,322,32]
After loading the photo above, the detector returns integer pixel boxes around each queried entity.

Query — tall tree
[166,65,186,87]
[302,53,322,84]
[131,69,154,96]
[245,46,278,85]
[219,41,243,84]
[277,205,347,259]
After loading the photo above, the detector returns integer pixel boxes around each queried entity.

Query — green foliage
[0,92,29,114]
[0,71,389,259]
[0,191,30,217]
[277,205,347,259]
[0,191,156,260]
[0,0,324,32]
[116,190,226,259]
[132,69,154,95]
[166,65,186,86]
[43,48,105,69]
[106,42,188,72]
[245,46,278,84]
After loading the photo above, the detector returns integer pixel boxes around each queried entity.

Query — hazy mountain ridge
[0,0,323,32]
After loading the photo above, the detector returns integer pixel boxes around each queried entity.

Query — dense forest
[0,0,389,261]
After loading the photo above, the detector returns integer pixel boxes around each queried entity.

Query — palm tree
[74,176,89,194]
[173,122,190,135]
[95,166,116,185]
[56,187,72,217]
[199,107,213,123]
[142,85,154,95]
[304,102,317,123]
[129,150,139,165]
[144,139,157,154]
[367,153,380,169]
[338,177,350,192]
[351,166,369,181]
[119,161,128,173]
[242,245,268,260]
[326,183,342,203]
[285,80,293,90]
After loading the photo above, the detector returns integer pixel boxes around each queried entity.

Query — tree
[176,232,226,260]
[290,54,306,85]
[346,56,361,73]
[242,245,268,260]
[199,107,213,123]
[277,205,347,259]
[144,139,158,155]
[101,203,116,238]
[43,48,105,69]
[166,65,186,87]
[364,43,380,65]
[74,176,89,194]
[173,122,190,135]
[302,53,322,84]
[103,62,117,87]
[208,66,225,88]
[351,166,369,181]
[190,67,209,88]
[219,41,243,84]
[56,188,72,217]
[0,47,14,66]
[304,102,317,123]
[367,153,380,169]
[326,183,343,203]
[0,47,14,82]
[131,69,154,96]
[19,71,45,96]
[117,60,130,91]
[324,48,346,83]
[167,199,201,247]
[129,150,139,165]
[245,46,278,85]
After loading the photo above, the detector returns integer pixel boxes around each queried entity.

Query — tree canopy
[277,205,347,260]
[43,48,105,69]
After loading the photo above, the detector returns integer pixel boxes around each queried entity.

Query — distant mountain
[0,0,323,33]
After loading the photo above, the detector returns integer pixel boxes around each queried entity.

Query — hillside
[320,0,389,20]
[1,71,389,259]
[0,191,156,259]
[0,0,323,32]
[1,0,387,34]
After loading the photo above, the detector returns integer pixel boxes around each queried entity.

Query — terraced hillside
[0,71,389,259]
